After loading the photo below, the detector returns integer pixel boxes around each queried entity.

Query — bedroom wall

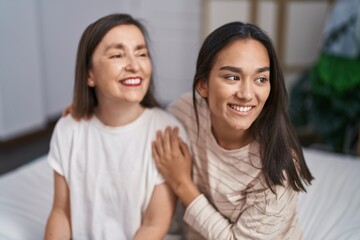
[0,0,335,142]
[202,0,332,91]
[0,1,46,140]
[0,0,201,141]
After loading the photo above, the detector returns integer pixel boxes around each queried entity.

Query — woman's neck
[211,124,253,150]
[94,102,145,127]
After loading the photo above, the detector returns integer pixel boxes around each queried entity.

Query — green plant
[289,53,360,154]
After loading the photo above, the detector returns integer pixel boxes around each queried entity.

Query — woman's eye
[256,77,268,83]
[138,52,148,57]
[226,75,239,81]
[110,54,123,59]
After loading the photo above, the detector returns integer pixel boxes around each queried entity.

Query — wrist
[174,178,201,207]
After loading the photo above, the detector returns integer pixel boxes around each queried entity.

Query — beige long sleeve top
[168,92,303,240]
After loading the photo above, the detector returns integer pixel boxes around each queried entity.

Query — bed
[0,148,359,240]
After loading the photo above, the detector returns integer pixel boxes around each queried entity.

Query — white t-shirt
[48,108,187,240]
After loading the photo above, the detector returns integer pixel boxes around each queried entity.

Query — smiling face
[197,39,271,147]
[87,24,151,107]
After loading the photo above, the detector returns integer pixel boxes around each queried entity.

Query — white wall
[203,0,330,91]
[137,0,201,105]
[0,0,201,140]
[0,0,45,139]
[285,1,329,66]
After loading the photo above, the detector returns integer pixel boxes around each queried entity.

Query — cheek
[257,85,271,103]
[209,83,233,102]
[142,60,152,75]
[207,93,225,116]
[208,84,231,106]
[262,89,271,103]
[256,92,270,116]
[91,63,111,77]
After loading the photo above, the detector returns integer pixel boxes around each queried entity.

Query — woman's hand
[152,127,192,190]
[62,105,73,117]
[152,127,200,206]
[62,104,86,121]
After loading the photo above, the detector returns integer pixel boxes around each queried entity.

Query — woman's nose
[235,81,253,101]
[124,55,140,72]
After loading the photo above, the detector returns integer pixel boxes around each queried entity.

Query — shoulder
[148,107,184,127]
[167,92,193,115]
[52,115,92,139]
[147,107,188,140]
[48,115,93,161]
[166,92,196,126]
[47,115,83,172]
[54,115,80,131]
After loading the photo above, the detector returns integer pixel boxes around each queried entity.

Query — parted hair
[193,22,314,192]
[73,13,159,118]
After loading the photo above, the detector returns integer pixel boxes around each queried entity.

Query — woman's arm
[44,171,71,240]
[133,183,176,240]
[152,127,201,207]
[152,127,300,240]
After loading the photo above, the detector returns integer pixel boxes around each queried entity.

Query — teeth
[122,78,140,85]
[230,104,252,112]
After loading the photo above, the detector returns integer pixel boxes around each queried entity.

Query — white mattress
[299,148,360,240]
[0,148,359,240]
[0,157,53,240]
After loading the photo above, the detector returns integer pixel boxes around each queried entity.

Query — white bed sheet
[0,148,359,240]
[0,157,52,240]
[299,148,360,240]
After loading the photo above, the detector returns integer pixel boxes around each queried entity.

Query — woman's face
[197,39,271,141]
[88,24,152,106]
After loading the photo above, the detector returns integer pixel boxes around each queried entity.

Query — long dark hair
[73,13,160,118]
[193,22,314,192]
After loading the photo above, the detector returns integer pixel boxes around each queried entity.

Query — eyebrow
[104,43,147,53]
[219,65,270,74]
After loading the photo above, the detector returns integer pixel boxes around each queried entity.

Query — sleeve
[166,92,193,127]
[47,117,73,177]
[153,166,165,185]
[183,183,299,240]
[166,92,193,149]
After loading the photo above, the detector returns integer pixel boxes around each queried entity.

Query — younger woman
[153,22,314,239]
[45,13,186,240]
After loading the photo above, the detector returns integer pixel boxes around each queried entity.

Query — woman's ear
[87,72,95,87]
[196,80,208,98]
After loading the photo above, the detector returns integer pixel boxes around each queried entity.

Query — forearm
[183,195,236,240]
[173,181,238,239]
[44,209,71,240]
[183,193,299,240]
[133,183,175,240]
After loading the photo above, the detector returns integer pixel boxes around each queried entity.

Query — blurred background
[0,0,359,174]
